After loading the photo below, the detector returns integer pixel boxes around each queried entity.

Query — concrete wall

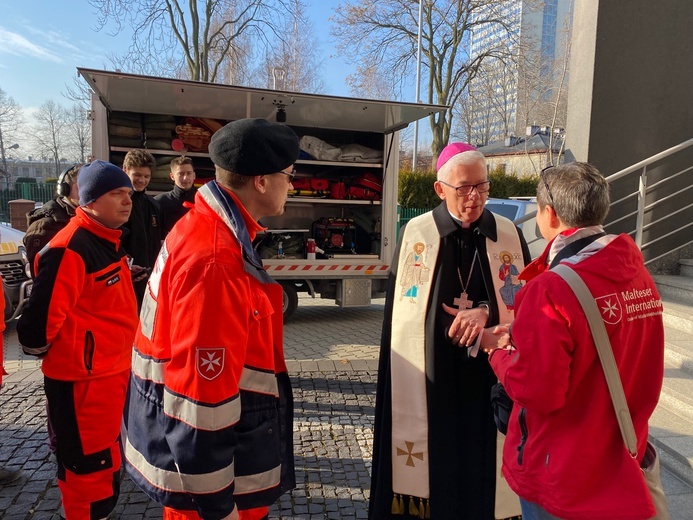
[485,152,549,177]
[566,1,693,271]
[566,0,693,173]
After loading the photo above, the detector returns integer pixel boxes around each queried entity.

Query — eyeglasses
[438,180,491,197]
[277,169,296,183]
[540,165,556,207]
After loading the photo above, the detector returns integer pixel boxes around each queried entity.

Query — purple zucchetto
[436,143,478,171]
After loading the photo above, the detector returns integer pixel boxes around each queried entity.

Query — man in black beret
[123,118,298,520]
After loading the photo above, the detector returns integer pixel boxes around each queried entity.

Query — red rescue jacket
[123,182,294,518]
[491,230,664,519]
[17,208,139,381]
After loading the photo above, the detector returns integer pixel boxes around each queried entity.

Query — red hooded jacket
[490,230,664,519]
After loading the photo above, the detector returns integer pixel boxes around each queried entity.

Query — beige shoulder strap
[552,263,638,456]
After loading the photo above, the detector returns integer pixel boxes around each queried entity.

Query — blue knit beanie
[78,160,133,206]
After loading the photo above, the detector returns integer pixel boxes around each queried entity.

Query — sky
[0,0,353,141]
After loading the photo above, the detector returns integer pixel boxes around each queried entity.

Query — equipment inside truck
[80,68,446,318]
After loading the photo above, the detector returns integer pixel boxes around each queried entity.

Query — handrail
[604,138,693,260]
[606,137,693,182]
[511,137,693,266]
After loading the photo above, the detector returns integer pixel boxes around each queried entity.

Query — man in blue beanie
[18,160,140,519]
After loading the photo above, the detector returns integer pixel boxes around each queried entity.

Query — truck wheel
[281,283,298,320]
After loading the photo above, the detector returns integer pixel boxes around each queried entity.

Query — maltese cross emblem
[595,293,622,325]
[196,347,225,381]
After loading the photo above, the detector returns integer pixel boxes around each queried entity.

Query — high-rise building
[467,0,573,146]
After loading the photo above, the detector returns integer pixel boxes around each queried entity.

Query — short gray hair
[537,162,610,227]
[437,150,487,182]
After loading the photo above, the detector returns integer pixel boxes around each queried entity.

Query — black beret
[208,118,300,176]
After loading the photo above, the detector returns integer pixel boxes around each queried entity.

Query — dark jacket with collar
[154,185,197,236]
[368,202,531,520]
[121,190,162,304]
[24,197,77,277]
[121,190,162,268]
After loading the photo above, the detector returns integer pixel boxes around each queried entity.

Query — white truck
[0,224,32,322]
[80,68,445,318]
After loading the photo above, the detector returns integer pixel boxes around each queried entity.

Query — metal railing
[514,137,693,266]
[603,138,693,265]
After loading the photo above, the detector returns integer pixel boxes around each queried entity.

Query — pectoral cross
[454,291,473,310]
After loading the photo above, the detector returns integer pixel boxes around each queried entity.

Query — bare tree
[454,55,517,146]
[33,101,70,175]
[346,64,397,100]
[255,0,325,93]
[454,85,493,146]
[0,87,24,173]
[65,105,92,163]
[88,0,298,83]
[512,14,571,172]
[331,0,514,163]
[543,17,571,166]
[63,72,93,110]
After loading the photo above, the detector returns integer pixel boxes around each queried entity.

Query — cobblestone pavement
[0,297,382,519]
[3,296,693,519]
[0,370,377,519]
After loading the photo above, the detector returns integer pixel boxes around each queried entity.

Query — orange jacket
[124,182,294,518]
[17,208,139,381]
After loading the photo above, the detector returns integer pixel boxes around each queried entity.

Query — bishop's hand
[442,304,489,347]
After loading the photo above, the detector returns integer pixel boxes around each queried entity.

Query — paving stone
[3,298,693,518]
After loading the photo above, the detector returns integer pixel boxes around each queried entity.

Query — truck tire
[280,282,298,320]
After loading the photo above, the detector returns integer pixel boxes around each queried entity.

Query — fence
[396,206,433,241]
[0,183,57,223]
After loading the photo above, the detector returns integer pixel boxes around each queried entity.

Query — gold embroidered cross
[396,441,424,467]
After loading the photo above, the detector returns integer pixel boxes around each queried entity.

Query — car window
[484,203,519,220]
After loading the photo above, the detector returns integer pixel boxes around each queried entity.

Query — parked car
[485,197,547,258]
[0,224,33,322]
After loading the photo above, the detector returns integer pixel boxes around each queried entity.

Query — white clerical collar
[448,210,473,229]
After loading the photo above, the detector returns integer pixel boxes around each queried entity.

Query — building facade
[467,0,573,146]
[3,157,72,185]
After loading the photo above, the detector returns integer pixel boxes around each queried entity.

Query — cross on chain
[454,249,478,310]
[454,291,473,309]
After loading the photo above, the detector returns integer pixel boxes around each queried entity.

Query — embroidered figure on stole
[400,241,430,303]
[497,250,524,312]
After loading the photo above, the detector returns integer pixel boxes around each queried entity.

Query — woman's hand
[482,330,514,355]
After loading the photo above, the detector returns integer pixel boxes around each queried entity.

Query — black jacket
[121,191,162,304]
[154,185,197,236]
[24,197,77,277]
